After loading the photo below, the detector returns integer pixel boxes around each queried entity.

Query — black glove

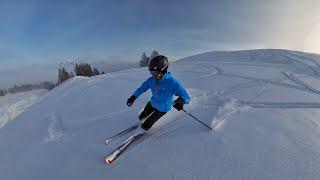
[173,97,184,111]
[127,96,136,107]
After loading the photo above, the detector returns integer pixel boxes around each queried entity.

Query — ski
[105,133,145,165]
[105,123,140,145]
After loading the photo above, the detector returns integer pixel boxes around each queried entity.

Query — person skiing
[126,55,190,134]
[105,55,191,164]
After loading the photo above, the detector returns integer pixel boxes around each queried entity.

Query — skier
[126,55,190,134]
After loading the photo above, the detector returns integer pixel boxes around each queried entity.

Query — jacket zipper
[155,79,159,100]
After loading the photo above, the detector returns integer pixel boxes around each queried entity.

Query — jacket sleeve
[133,78,151,98]
[173,79,190,104]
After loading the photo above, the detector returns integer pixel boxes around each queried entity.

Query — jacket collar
[154,72,170,81]
[161,72,171,80]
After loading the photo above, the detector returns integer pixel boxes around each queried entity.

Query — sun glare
[304,23,320,54]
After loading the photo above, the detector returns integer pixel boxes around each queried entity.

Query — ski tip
[105,139,111,145]
[105,158,113,165]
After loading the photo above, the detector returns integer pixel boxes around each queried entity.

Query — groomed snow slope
[1,49,320,180]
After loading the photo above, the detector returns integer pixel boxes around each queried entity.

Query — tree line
[0,63,105,97]
[0,81,56,96]
[139,50,160,67]
[58,63,105,84]
[1,51,161,97]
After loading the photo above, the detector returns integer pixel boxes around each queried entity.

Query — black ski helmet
[149,55,169,74]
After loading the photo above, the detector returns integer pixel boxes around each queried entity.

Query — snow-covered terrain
[1,49,320,180]
[0,90,48,128]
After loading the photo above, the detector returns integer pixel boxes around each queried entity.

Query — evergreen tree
[39,81,55,90]
[69,71,75,78]
[150,50,159,61]
[74,63,93,77]
[92,67,100,76]
[139,52,149,67]
[85,64,93,77]
[58,68,62,84]
[74,63,80,76]
[0,89,4,96]
[58,67,70,84]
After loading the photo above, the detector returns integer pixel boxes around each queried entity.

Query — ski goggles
[149,69,160,76]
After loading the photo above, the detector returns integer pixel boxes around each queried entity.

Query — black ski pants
[139,102,166,130]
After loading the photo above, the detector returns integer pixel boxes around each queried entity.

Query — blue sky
[0,0,320,72]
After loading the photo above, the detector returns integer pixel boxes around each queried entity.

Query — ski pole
[182,109,212,130]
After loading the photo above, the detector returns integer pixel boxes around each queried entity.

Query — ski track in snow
[177,65,220,78]
[283,71,320,96]
[43,113,64,142]
[242,101,320,108]
[284,52,320,76]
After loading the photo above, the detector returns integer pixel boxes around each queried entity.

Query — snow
[211,98,250,130]
[0,89,48,128]
[1,49,320,179]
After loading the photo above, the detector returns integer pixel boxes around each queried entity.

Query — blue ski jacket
[133,72,190,112]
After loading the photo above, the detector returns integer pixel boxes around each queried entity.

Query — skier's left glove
[127,96,136,107]
[173,97,184,111]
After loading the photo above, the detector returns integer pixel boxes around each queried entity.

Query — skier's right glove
[127,96,136,107]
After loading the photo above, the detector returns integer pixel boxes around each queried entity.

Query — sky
[0,0,320,86]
